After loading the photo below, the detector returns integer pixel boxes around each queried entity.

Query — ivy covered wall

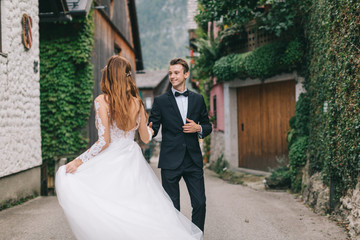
[39,13,94,175]
[301,0,360,202]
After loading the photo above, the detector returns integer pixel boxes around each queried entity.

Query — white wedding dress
[55,97,203,240]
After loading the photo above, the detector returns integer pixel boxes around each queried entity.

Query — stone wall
[0,0,41,178]
[302,162,360,239]
[339,176,360,239]
[209,131,225,163]
[301,160,330,215]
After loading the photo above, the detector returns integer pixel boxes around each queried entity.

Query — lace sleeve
[77,97,110,163]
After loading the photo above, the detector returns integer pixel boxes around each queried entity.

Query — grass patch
[218,171,244,185]
[208,154,264,185]
[0,194,38,211]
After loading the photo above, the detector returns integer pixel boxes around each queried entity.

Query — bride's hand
[66,158,83,174]
[148,122,154,136]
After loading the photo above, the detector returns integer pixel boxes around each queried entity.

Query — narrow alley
[0,160,347,240]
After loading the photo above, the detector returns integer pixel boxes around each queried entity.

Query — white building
[0,0,42,203]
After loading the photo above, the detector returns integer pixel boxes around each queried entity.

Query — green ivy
[39,12,94,175]
[280,93,310,192]
[213,39,304,81]
[297,0,360,202]
[294,93,310,137]
[287,93,310,148]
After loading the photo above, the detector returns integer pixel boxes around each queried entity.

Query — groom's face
[169,64,189,89]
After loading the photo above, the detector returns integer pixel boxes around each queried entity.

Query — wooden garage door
[237,80,295,171]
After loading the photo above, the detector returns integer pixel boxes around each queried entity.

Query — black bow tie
[175,90,189,97]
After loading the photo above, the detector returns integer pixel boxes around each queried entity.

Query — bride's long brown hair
[100,55,144,131]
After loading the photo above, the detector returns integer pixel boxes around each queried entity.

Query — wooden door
[237,80,295,171]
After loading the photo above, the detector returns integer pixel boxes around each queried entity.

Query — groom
[148,58,212,231]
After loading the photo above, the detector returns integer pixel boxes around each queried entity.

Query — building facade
[0,0,42,202]
[210,74,306,171]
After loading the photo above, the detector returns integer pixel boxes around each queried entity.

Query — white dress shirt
[172,87,188,124]
[172,87,203,137]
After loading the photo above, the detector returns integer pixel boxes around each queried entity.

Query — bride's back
[101,94,140,131]
[116,97,141,131]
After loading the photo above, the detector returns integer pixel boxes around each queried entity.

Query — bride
[55,55,203,240]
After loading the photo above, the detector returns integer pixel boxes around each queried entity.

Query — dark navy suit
[149,89,212,231]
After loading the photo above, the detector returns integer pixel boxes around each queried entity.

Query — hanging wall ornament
[22,14,33,50]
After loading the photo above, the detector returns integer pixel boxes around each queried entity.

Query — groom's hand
[183,118,201,133]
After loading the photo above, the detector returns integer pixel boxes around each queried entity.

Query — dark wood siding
[95,0,132,45]
[112,0,131,44]
[87,9,136,145]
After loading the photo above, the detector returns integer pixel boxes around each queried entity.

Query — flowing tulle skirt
[55,139,203,240]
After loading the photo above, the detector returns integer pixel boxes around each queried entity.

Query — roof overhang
[39,0,92,22]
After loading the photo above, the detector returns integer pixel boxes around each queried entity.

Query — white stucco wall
[187,0,198,30]
[0,0,41,177]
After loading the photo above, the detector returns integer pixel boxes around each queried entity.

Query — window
[0,0,2,53]
[0,0,7,57]
[114,43,122,55]
[110,0,114,20]
[213,95,217,128]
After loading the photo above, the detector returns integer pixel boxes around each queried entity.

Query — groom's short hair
[169,58,189,73]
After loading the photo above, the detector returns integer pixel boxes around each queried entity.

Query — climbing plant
[39,12,94,175]
[301,0,360,202]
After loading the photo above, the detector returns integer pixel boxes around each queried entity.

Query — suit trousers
[160,149,206,232]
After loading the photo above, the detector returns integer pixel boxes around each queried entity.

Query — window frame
[114,42,122,55]
[213,95,217,129]
[0,0,2,53]
[0,0,6,57]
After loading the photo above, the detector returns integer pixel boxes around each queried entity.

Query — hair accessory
[126,72,132,77]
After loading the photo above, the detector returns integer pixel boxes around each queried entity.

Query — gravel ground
[0,160,348,240]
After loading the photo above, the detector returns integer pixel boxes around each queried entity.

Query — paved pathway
[0,161,348,240]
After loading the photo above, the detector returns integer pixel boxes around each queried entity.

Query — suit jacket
[149,89,212,170]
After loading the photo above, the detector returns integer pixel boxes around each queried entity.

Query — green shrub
[289,136,308,192]
[244,41,285,79]
[213,39,304,82]
[266,166,291,189]
[280,39,304,68]
[209,154,229,174]
[213,54,237,82]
